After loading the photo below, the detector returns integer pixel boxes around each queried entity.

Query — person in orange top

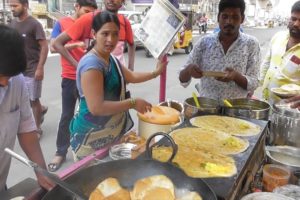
[53,0,135,71]
[48,0,97,172]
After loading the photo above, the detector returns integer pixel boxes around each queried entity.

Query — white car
[118,10,144,49]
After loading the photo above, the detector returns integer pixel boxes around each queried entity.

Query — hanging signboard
[132,0,153,3]
[134,0,185,59]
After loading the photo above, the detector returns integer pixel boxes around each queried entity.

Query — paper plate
[10,197,24,200]
[281,84,300,92]
[202,71,226,78]
[271,87,298,98]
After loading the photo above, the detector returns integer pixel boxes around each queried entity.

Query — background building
[0,0,296,27]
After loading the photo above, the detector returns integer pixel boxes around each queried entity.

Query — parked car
[118,10,144,50]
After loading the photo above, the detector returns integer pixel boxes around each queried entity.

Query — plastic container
[262,164,291,192]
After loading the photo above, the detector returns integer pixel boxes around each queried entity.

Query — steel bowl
[183,97,221,119]
[270,103,300,147]
[265,145,300,173]
[158,100,184,114]
[223,98,270,120]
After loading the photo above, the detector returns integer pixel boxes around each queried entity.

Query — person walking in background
[53,0,136,71]
[197,13,208,34]
[0,25,54,192]
[70,11,167,160]
[48,0,97,172]
[260,0,300,105]
[179,0,261,100]
[9,0,49,137]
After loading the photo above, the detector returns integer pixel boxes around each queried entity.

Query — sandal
[48,155,66,172]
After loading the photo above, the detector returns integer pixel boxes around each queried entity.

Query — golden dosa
[137,106,180,125]
[190,115,261,136]
[152,146,237,178]
[170,127,249,155]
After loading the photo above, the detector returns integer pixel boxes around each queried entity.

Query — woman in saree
[70,11,167,160]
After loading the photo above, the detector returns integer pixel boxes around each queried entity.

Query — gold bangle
[130,98,136,108]
[151,70,158,78]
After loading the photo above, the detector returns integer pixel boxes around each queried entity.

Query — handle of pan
[146,132,178,163]
[5,148,88,200]
[5,148,36,168]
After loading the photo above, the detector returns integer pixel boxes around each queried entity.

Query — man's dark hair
[0,25,26,76]
[77,0,97,9]
[17,0,28,6]
[291,1,300,13]
[218,0,246,17]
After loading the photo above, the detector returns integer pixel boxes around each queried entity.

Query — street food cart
[1,97,277,200]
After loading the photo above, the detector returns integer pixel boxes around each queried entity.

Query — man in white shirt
[0,25,54,192]
[179,0,261,100]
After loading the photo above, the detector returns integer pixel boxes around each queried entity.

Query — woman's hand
[153,57,168,77]
[134,98,152,114]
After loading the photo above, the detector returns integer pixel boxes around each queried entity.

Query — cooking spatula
[5,148,88,200]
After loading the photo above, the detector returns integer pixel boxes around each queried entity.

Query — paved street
[7,26,285,188]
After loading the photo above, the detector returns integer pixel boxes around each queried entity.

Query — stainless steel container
[270,103,300,147]
[159,100,184,121]
[265,145,300,174]
[183,97,220,119]
[159,100,184,114]
[223,98,270,120]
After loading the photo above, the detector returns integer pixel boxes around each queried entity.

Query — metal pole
[159,55,168,103]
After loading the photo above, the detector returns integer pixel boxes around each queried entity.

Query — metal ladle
[5,148,88,200]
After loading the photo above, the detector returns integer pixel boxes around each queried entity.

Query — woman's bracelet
[130,98,136,108]
[151,70,158,78]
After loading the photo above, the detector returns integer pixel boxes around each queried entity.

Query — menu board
[135,0,185,59]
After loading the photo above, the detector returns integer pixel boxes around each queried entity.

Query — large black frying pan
[42,133,217,200]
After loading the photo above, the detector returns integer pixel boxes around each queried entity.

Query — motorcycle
[198,21,207,34]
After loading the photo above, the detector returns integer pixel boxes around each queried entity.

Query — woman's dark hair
[292,1,300,13]
[0,25,26,76]
[93,11,120,33]
[87,11,120,52]
[218,0,246,17]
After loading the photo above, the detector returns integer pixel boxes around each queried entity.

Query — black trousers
[56,78,79,156]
